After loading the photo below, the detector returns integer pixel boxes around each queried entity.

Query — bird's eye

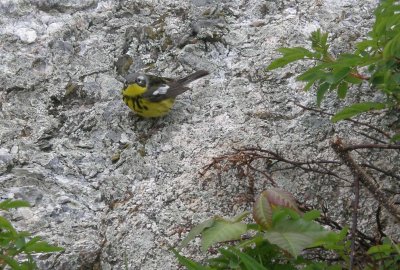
[135,76,146,87]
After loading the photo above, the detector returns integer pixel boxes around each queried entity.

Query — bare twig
[246,163,277,186]
[343,143,400,151]
[331,137,400,222]
[295,103,391,139]
[356,131,387,144]
[376,205,386,240]
[361,163,400,181]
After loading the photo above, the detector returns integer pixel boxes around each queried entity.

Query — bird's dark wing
[143,82,190,102]
[142,71,208,102]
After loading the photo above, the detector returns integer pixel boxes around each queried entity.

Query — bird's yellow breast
[122,83,146,97]
[122,95,175,117]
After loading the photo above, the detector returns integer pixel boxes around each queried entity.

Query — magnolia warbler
[122,70,209,117]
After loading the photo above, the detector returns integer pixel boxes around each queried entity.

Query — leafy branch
[267,0,400,136]
[174,189,400,269]
[0,199,64,269]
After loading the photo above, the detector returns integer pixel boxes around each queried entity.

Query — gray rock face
[1,0,398,269]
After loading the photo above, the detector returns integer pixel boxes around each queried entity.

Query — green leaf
[322,227,348,251]
[303,77,318,92]
[172,249,211,270]
[331,54,366,67]
[383,32,400,59]
[302,210,320,221]
[229,211,251,223]
[253,192,272,229]
[277,47,314,57]
[0,254,21,269]
[356,39,378,53]
[229,247,268,270]
[344,74,363,84]
[265,216,331,258]
[316,82,330,106]
[330,67,351,84]
[267,47,315,70]
[310,29,329,56]
[264,188,300,212]
[217,248,241,267]
[0,199,31,210]
[178,219,215,251]
[24,240,64,253]
[15,236,27,249]
[332,102,387,122]
[391,134,400,142]
[0,216,17,234]
[201,220,247,251]
[297,66,326,82]
[367,244,393,255]
[337,82,348,99]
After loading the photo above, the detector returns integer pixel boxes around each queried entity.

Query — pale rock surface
[1,0,398,269]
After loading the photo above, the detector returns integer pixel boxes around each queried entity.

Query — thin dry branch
[295,102,391,139]
[343,143,400,151]
[331,137,400,222]
[361,163,400,181]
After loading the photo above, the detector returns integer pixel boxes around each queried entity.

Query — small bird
[121,70,209,117]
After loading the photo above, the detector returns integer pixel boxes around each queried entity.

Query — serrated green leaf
[253,192,272,229]
[337,82,348,99]
[310,29,329,56]
[201,221,247,251]
[332,102,387,122]
[265,217,331,258]
[177,219,215,251]
[0,199,31,210]
[316,82,330,106]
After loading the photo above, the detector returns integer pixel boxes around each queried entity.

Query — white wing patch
[153,85,169,95]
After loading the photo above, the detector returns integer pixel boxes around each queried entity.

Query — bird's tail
[177,70,209,85]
